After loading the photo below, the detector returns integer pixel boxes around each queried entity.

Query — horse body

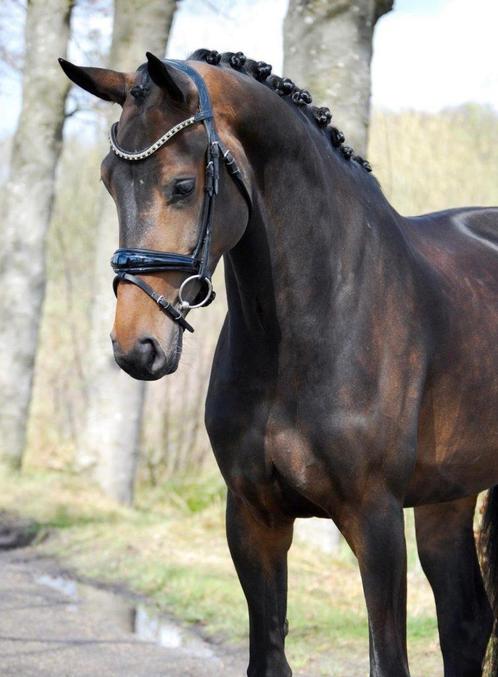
[406,207,498,504]
[204,77,498,673]
[207,77,498,517]
[210,210,498,513]
[59,52,498,676]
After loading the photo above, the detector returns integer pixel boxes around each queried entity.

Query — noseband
[109,59,251,333]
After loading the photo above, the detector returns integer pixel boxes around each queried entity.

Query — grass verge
[0,467,442,676]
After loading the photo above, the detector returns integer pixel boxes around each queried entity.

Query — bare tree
[284,0,393,155]
[0,0,74,469]
[76,0,177,504]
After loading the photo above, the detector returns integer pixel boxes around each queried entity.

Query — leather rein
[109,59,251,333]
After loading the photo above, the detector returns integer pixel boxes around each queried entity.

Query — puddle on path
[36,573,214,658]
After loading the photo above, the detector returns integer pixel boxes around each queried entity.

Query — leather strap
[111,249,200,275]
[167,60,214,122]
[114,272,194,333]
[110,59,252,333]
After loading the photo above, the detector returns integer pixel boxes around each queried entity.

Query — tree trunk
[0,0,74,469]
[284,0,393,155]
[76,0,177,504]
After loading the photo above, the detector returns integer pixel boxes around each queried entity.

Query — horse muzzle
[111,333,180,380]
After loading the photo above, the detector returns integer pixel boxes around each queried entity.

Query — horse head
[59,53,251,379]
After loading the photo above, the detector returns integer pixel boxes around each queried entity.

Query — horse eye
[173,178,195,196]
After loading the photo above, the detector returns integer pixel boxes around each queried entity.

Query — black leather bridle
[109,59,251,333]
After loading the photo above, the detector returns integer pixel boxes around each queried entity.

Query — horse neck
[223,95,409,356]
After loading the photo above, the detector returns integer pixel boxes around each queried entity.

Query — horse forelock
[129,64,151,102]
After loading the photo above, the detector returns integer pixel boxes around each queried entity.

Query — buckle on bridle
[179,275,214,310]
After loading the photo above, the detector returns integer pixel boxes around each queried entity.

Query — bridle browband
[109,59,251,333]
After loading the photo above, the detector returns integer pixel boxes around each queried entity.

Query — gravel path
[0,548,249,676]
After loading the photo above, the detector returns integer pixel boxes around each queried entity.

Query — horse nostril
[137,337,166,374]
[112,335,175,380]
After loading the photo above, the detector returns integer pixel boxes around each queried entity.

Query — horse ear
[145,52,188,104]
[58,58,127,104]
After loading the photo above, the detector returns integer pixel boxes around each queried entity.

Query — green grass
[0,467,442,675]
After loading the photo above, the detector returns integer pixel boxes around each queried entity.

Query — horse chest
[222,422,333,520]
[208,389,333,517]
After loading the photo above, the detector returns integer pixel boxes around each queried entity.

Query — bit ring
[179,275,213,310]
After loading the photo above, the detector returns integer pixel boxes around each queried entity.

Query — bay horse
[59,50,498,676]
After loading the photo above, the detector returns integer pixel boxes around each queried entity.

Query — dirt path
[0,548,249,676]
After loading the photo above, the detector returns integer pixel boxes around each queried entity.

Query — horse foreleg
[226,490,293,677]
[344,492,410,677]
[414,497,493,677]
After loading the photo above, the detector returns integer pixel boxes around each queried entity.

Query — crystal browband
[108,114,203,161]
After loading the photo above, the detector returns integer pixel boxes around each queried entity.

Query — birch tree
[76,0,176,504]
[284,0,393,155]
[0,0,74,469]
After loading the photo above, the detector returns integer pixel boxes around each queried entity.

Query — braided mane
[188,48,373,175]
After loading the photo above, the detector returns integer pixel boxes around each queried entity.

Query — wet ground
[0,548,248,676]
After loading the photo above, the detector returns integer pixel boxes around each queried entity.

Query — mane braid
[188,48,374,176]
